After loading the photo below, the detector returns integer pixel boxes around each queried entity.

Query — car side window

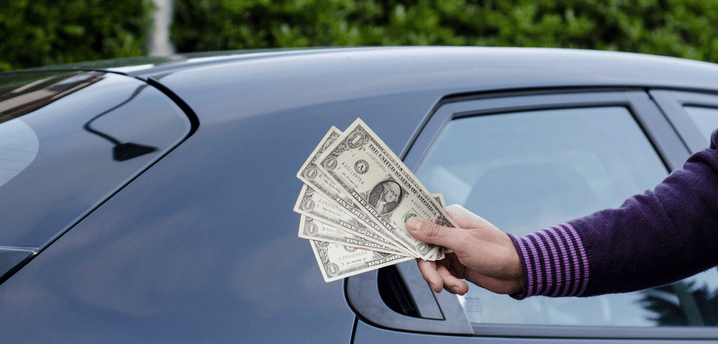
[0,72,193,280]
[683,106,718,142]
[0,118,38,188]
[413,106,718,327]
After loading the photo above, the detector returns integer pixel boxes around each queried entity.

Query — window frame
[403,89,689,172]
[345,89,718,340]
[650,89,718,153]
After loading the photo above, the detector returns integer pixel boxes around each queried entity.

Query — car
[1,46,718,343]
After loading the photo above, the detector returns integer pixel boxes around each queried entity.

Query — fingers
[437,265,469,295]
[417,259,444,293]
[417,258,470,295]
[406,217,465,249]
[409,207,522,295]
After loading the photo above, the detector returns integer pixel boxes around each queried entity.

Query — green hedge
[171,0,718,63]
[0,0,154,71]
[4,0,717,71]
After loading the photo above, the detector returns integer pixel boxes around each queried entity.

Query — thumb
[405,217,464,250]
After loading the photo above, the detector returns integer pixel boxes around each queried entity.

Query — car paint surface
[0,73,358,343]
[1,47,718,342]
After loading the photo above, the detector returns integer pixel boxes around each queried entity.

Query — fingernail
[406,217,421,232]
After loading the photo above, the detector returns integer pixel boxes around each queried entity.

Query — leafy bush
[0,0,154,71]
[171,0,718,63]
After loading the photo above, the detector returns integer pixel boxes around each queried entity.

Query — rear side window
[683,106,718,142]
[0,72,191,261]
[0,118,38,187]
[414,106,718,327]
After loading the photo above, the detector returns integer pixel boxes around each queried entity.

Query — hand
[405,204,523,295]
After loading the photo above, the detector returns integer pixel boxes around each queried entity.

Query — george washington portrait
[367,180,403,215]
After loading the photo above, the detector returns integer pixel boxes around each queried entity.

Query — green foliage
[171,0,718,63]
[4,0,718,71]
[0,0,155,71]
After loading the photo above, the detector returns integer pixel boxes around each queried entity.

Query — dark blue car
[2,47,718,342]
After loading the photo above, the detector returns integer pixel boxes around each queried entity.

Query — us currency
[298,215,404,255]
[316,118,459,260]
[296,127,413,255]
[294,184,412,255]
[299,191,447,257]
[309,239,413,282]
[434,193,446,209]
[431,193,448,259]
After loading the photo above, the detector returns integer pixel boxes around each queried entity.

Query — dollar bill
[430,193,447,259]
[297,126,413,255]
[309,239,413,282]
[316,118,458,260]
[296,119,453,282]
[296,127,347,199]
[296,189,447,258]
[298,215,404,255]
[434,193,446,209]
[293,184,412,255]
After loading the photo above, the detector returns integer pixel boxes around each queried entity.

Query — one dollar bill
[298,215,404,255]
[296,126,413,255]
[315,118,458,260]
[309,240,413,282]
[295,119,451,282]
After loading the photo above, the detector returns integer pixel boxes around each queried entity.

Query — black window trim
[650,89,718,154]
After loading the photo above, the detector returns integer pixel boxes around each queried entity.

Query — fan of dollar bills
[294,118,459,282]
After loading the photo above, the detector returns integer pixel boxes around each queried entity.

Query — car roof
[113,47,718,137]
[124,46,718,94]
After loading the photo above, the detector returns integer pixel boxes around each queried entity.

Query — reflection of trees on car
[0,72,103,122]
[640,281,718,326]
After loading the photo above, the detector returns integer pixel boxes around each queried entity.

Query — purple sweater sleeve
[509,129,718,299]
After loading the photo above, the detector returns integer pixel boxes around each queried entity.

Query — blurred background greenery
[2,0,718,71]
[0,0,154,71]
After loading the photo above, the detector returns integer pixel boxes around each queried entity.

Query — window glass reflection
[0,73,190,249]
[0,118,38,188]
[683,106,718,142]
[415,106,718,327]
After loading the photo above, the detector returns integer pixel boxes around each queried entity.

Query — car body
[1,47,718,342]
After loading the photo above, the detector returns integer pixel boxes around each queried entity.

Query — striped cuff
[508,223,590,299]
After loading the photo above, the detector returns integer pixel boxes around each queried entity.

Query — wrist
[503,233,525,295]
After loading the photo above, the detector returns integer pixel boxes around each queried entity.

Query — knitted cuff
[507,223,590,299]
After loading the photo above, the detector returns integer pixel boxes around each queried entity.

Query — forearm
[511,131,718,299]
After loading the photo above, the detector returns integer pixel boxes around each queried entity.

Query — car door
[348,89,718,343]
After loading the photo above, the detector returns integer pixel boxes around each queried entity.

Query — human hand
[405,204,523,295]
